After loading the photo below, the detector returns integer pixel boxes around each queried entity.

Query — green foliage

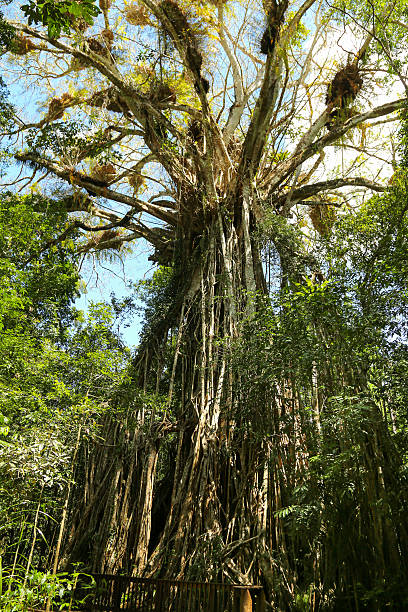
[68,301,131,396]
[259,212,313,282]
[25,121,121,163]
[135,265,180,342]
[0,194,78,548]
[330,0,408,65]
[0,79,14,177]
[0,192,80,337]
[20,0,101,38]
[231,175,408,607]
[0,12,15,52]
[0,561,95,611]
[0,191,132,574]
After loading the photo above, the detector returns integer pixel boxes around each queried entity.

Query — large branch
[239,1,289,178]
[141,0,210,112]
[26,214,171,263]
[217,2,246,143]
[279,177,386,206]
[24,210,136,265]
[223,66,265,144]
[280,0,318,46]
[133,1,222,201]
[217,3,243,103]
[267,97,407,193]
[16,153,178,226]
[26,191,174,255]
[11,23,184,179]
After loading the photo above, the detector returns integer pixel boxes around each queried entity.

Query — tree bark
[62,197,408,610]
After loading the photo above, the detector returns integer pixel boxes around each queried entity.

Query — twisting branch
[279,177,386,206]
[267,97,407,193]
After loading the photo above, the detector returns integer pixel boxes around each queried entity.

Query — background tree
[2,0,408,608]
[0,191,131,585]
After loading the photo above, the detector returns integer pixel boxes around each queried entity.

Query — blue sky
[75,238,155,347]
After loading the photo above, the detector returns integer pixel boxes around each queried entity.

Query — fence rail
[73,574,266,612]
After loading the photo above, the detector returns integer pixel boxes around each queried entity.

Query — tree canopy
[1,0,407,259]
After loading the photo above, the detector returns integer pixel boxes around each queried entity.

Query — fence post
[112,576,123,610]
[208,583,216,612]
[255,589,266,612]
[240,588,252,612]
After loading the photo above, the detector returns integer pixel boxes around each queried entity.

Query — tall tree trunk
[62,196,408,610]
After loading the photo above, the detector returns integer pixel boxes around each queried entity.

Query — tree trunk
[62,196,408,610]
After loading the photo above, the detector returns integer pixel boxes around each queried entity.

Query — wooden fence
[73,574,266,611]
